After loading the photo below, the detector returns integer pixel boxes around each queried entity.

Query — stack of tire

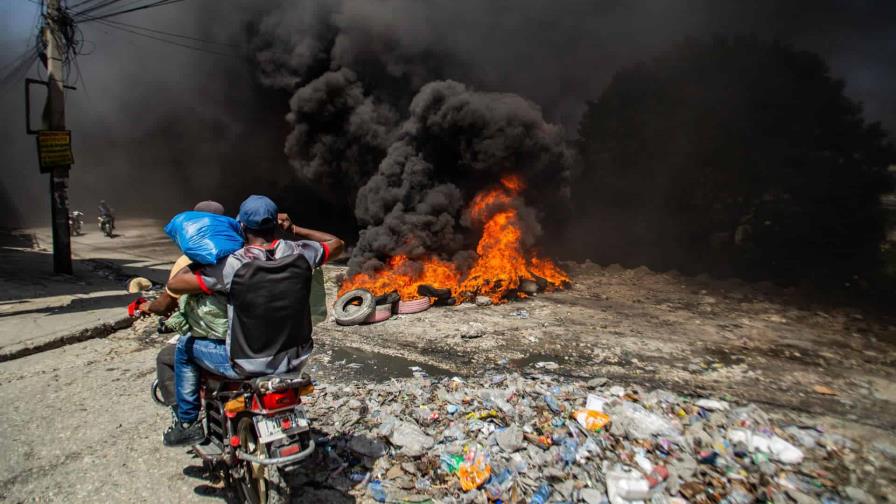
[333,289,431,326]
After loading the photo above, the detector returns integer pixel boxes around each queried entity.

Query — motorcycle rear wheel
[235,417,289,504]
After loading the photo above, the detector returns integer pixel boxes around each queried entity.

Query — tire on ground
[397,297,431,314]
[375,291,400,306]
[364,302,394,323]
[417,284,451,300]
[333,289,375,326]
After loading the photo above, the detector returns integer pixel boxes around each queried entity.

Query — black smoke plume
[349,80,573,274]
[252,2,575,275]
[283,68,399,206]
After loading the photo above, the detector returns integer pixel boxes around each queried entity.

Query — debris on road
[813,384,838,396]
[127,276,153,293]
[290,371,882,503]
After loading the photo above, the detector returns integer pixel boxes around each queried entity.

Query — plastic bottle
[560,438,578,466]
[529,483,552,504]
[484,480,503,501]
[606,465,669,500]
[348,470,369,483]
[484,469,512,501]
[510,453,529,474]
[368,480,387,502]
[544,394,561,413]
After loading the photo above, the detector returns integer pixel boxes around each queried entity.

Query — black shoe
[163,420,205,447]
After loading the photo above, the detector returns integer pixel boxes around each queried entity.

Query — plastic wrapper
[573,409,611,432]
[457,445,491,491]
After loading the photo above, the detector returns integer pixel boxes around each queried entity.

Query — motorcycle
[98,214,114,238]
[151,371,316,503]
[69,210,83,236]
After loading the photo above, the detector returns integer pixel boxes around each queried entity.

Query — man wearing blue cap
[163,195,344,446]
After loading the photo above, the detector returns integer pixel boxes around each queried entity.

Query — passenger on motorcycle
[163,195,344,447]
[139,200,228,410]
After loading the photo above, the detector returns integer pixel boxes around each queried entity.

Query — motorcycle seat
[203,370,311,394]
[202,372,247,394]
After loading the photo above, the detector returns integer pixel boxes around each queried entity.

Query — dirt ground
[317,262,896,443]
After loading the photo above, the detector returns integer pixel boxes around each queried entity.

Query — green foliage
[576,36,896,284]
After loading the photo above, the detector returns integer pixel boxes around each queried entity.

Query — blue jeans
[174,335,240,423]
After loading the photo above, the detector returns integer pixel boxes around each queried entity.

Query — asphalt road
[0,330,213,502]
[26,217,183,284]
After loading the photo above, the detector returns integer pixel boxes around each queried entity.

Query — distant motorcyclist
[68,210,83,236]
[98,200,115,237]
[98,200,114,226]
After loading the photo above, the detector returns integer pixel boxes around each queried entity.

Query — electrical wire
[71,48,90,100]
[74,0,188,22]
[78,0,153,16]
[69,0,128,17]
[92,18,238,57]
[0,47,37,89]
[18,0,250,92]
[98,18,241,47]
[66,0,104,9]
[0,45,38,76]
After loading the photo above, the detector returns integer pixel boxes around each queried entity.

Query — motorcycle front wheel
[234,417,289,504]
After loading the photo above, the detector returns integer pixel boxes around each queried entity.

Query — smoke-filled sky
[1,0,895,230]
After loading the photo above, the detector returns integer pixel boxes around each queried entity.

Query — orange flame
[339,255,460,300]
[339,174,569,303]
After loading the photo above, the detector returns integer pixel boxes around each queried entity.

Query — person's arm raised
[277,213,345,260]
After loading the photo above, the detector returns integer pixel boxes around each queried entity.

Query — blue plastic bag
[164,211,244,265]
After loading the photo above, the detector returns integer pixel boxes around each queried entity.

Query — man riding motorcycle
[163,195,344,446]
[98,200,115,236]
[68,210,84,236]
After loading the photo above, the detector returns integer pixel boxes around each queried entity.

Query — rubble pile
[294,371,878,503]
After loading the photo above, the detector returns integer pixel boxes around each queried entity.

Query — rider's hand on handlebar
[127,297,149,318]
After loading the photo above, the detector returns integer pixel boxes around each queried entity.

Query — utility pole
[43,0,73,275]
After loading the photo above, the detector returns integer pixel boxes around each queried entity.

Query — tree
[575,36,895,284]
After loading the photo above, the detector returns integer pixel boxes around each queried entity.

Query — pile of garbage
[294,371,878,503]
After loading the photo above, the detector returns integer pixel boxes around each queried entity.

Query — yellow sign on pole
[37,130,73,172]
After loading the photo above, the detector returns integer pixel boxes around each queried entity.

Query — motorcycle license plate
[253,408,309,444]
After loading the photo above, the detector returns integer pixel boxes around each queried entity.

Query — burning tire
[417,284,452,300]
[375,291,400,306]
[333,289,375,326]
[396,297,431,314]
[363,302,393,323]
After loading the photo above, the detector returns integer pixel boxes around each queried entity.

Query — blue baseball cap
[238,195,278,230]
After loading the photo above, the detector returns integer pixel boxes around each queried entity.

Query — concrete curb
[0,316,135,363]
